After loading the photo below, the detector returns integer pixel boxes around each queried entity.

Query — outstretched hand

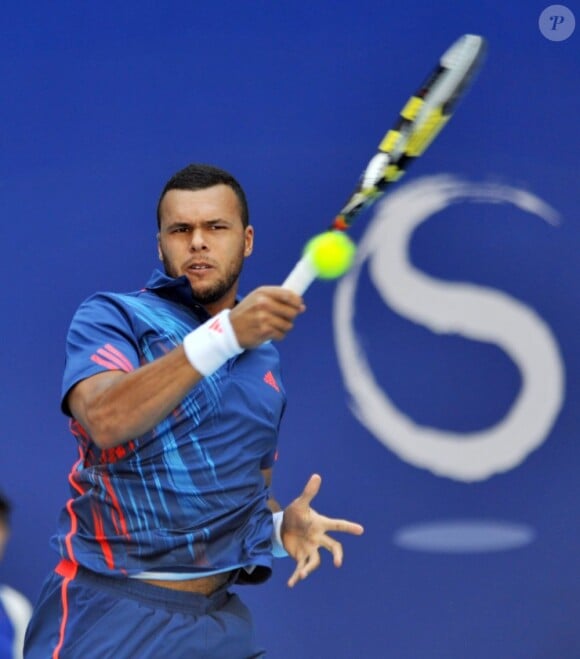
[281,474,364,588]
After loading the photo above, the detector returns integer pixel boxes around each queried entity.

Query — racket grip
[282,253,317,295]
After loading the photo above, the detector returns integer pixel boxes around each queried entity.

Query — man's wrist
[183,309,243,376]
[271,510,288,558]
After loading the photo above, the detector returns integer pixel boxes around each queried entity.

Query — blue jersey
[52,270,286,582]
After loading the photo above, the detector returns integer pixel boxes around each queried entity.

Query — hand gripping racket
[282,33,487,295]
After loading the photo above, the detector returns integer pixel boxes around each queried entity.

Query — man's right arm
[68,344,204,449]
[67,286,304,450]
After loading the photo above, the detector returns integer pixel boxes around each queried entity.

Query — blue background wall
[0,2,578,657]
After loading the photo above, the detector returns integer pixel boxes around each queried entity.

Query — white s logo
[334,176,565,482]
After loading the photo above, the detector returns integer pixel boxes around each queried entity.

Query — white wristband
[183,309,243,376]
[271,510,288,558]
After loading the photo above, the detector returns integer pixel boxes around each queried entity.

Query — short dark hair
[156,163,249,229]
[0,492,11,527]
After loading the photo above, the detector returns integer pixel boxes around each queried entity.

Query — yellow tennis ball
[304,230,356,279]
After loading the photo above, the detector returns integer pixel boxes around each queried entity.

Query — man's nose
[190,228,208,250]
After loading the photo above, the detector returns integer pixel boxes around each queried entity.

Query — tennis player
[24,163,364,658]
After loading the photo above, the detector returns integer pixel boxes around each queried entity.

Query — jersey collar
[144,269,211,320]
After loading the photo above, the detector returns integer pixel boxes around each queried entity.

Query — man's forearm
[69,345,203,449]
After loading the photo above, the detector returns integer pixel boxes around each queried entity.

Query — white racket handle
[282,252,318,295]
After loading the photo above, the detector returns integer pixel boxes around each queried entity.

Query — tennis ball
[304,230,356,279]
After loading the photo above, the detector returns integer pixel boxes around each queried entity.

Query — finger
[299,551,321,580]
[264,286,306,311]
[250,299,303,340]
[287,556,309,588]
[261,321,293,342]
[233,306,298,345]
[321,537,344,568]
[266,314,298,339]
[257,296,303,322]
[287,565,302,588]
[299,473,322,505]
[236,289,303,323]
[325,519,365,536]
[252,287,306,315]
[287,551,321,588]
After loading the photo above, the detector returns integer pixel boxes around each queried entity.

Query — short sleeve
[61,293,141,416]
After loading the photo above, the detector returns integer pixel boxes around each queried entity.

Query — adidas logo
[263,371,280,392]
[209,318,224,333]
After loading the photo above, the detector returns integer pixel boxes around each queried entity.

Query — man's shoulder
[75,286,151,313]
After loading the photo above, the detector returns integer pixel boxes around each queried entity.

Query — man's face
[157,185,253,314]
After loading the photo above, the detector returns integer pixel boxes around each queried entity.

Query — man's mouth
[187,263,213,271]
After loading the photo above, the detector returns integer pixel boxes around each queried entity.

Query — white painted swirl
[334,176,564,481]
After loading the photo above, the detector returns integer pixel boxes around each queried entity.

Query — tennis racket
[282,33,487,295]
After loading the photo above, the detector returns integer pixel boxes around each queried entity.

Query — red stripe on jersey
[101,471,130,539]
[91,344,134,372]
[91,507,115,570]
[90,353,124,370]
[52,561,78,659]
[102,343,134,371]
[63,450,85,563]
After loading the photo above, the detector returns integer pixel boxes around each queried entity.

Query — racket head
[332,34,487,231]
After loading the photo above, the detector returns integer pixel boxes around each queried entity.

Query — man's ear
[157,234,163,261]
[244,225,254,257]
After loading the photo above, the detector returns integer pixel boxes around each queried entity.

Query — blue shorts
[24,561,264,658]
